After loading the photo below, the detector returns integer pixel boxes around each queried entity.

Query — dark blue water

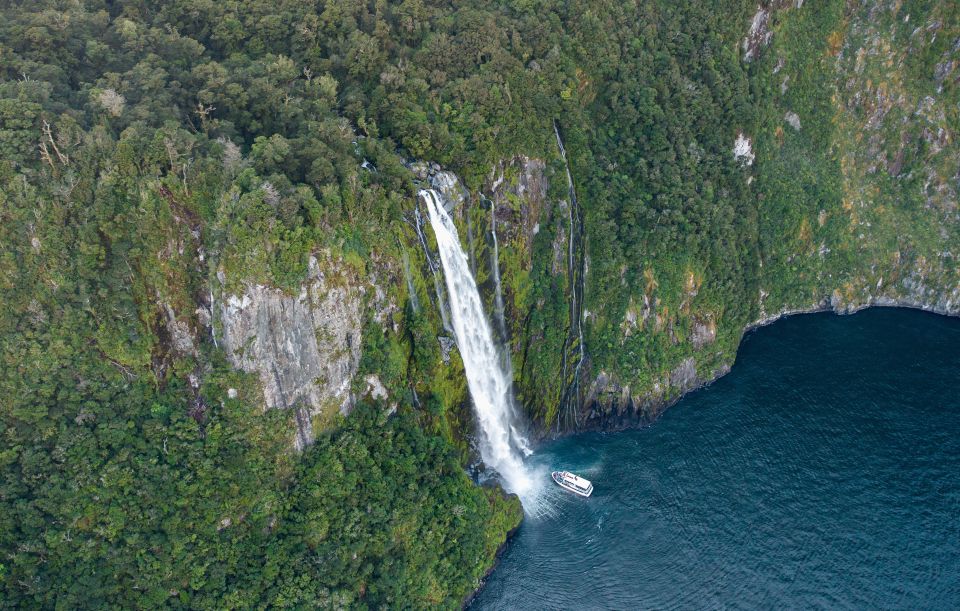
[475,309,960,609]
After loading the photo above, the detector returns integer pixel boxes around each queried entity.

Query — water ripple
[473,309,960,609]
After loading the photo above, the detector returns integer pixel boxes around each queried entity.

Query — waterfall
[401,248,419,313]
[554,120,586,428]
[421,188,535,499]
[466,210,477,276]
[487,196,508,342]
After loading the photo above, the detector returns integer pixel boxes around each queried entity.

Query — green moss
[2,0,958,605]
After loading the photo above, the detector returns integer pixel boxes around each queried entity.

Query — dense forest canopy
[1,0,957,607]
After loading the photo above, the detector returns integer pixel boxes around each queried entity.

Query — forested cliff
[1,0,957,607]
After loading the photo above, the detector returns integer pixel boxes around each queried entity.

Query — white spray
[422,188,536,500]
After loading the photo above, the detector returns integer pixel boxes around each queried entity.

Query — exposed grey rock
[409,161,430,180]
[438,336,456,364]
[785,111,802,130]
[690,318,717,349]
[195,305,211,330]
[579,355,709,433]
[219,254,364,449]
[163,303,198,357]
[743,8,772,62]
[364,374,388,400]
[734,132,755,166]
[669,357,697,389]
[583,370,629,418]
[430,170,468,212]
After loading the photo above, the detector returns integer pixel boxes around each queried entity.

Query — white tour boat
[552,471,593,497]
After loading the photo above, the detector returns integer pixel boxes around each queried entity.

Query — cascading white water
[487,197,508,342]
[421,188,536,500]
[554,121,586,429]
[401,248,419,313]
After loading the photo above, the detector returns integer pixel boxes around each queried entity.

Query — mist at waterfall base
[421,189,544,508]
[474,308,960,609]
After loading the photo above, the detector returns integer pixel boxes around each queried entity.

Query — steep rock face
[578,275,960,434]
[432,170,469,213]
[219,253,368,449]
[556,1,960,436]
[479,156,581,427]
[582,359,731,430]
[410,162,469,212]
[577,248,960,431]
[483,156,553,343]
[410,156,582,433]
[487,157,550,247]
[410,158,959,440]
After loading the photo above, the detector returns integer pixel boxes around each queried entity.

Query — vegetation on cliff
[542,0,959,426]
[1,0,957,605]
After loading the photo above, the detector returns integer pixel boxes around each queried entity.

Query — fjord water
[474,308,960,609]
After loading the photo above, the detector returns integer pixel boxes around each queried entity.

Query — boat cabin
[552,470,593,497]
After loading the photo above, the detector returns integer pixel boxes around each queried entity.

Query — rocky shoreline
[547,297,960,441]
[466,298,960,605]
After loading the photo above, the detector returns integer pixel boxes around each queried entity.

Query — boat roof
[562,472,591,487]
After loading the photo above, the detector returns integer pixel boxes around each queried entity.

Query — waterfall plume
[421,188,538,504]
